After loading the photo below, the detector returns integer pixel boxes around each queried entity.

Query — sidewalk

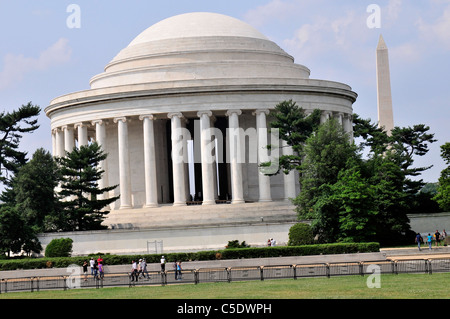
[1,248,449,280]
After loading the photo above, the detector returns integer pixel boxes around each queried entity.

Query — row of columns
[52,109,351,209]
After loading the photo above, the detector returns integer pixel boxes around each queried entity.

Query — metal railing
[1,257,449,294]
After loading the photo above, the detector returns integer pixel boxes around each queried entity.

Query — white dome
[128,12,270,45]
[89,12,310,90]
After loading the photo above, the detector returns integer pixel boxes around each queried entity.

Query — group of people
[267,238,276,246]
[160,256,183,280]
[130,258,150,281]
[130,256,183,281]
[82,256,104,281]
[415,229,447,251]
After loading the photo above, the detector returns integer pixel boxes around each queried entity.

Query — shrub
[44,238,73,258]
[288,223,314,246]
[226,240,250,249]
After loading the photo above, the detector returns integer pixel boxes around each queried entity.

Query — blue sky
[0,0,449,184]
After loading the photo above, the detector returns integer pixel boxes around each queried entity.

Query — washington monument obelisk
[376,34,394,135]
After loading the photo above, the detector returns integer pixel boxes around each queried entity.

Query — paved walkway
[1,247,449,280]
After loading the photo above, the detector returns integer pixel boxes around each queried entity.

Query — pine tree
[56,142,118,231]
[0,102,40,185]
[13,148,60,233]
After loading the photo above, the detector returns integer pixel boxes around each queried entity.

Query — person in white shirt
[90,258,95,276]
[160,256,166,272]
[131,260,138,282]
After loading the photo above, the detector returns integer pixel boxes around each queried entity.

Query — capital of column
[61,125,73,131]
[91,119,108,126]
[226,109,242,117]
[197,110,213,118]
[139,114,156,121]
[252,109,270,116]
[167,112,184,120]
[113,117,128,124]
[52,127,61,134]
[74,122,88,129]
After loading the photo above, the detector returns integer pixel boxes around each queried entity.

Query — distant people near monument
[427,233,433,250]
[435,230,441,246]
[415,233,422,251]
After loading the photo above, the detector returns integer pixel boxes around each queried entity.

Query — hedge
[0,242,379,271]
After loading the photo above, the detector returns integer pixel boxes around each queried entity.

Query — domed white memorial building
[44,12,357,254]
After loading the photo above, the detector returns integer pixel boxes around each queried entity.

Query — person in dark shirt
[435,230,441,246]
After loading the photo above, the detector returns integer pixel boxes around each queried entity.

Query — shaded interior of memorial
[165,114,237,205]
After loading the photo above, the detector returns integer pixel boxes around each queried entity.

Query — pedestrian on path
[90,257,95,276]
[131,260,138,282]
[427,233,433,250]
[415,233,422,251]
[83,260,88,281]
[435,230,441,247]
[176,261,182,280]
[160,255,166,272]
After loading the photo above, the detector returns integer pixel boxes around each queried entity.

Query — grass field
[1,273,449,299]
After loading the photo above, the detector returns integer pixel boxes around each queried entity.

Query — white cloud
[417,4,450,50]
[243,0,298,28]
[0,38,72,90]
[386,0,403,24]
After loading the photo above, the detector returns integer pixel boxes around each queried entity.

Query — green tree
[268,100,321,173]
[0,102,40,185]
[295,118,358,216]
[12,148,60,232]
[434,142,450,211]
[0,205,41,256]
[56,142,118,231]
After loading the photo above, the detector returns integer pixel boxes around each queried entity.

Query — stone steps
[104,201,298,229]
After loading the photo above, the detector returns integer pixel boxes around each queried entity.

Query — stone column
[114,117,132,209]
[282,140,297,200]
[345,114,354,141]
[55,128,65,157]
[335,112,344,126]
[168,112,187,206]
[62,125,75,154]
[75,122,89,147]
[92,120,108,200]
[254,109,272,202]
[197,111,216,205]
[320,111,331,124]
[140,115,159,208]
[226,110,244,204]
[52,130,56,157]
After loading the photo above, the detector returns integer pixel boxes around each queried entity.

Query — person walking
[98,262,104,279]
[415,233,422,251]
[176,261,182,280]
[160,256,166,272]
[435,230,441,247]
[131,260,138,282]
[427,233,433,250]
[93,261,99,280]
[90,257,95,276]
[82,260,88,281]
[140,258,149,279]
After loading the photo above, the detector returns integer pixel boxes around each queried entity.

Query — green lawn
[1,273,449,299]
